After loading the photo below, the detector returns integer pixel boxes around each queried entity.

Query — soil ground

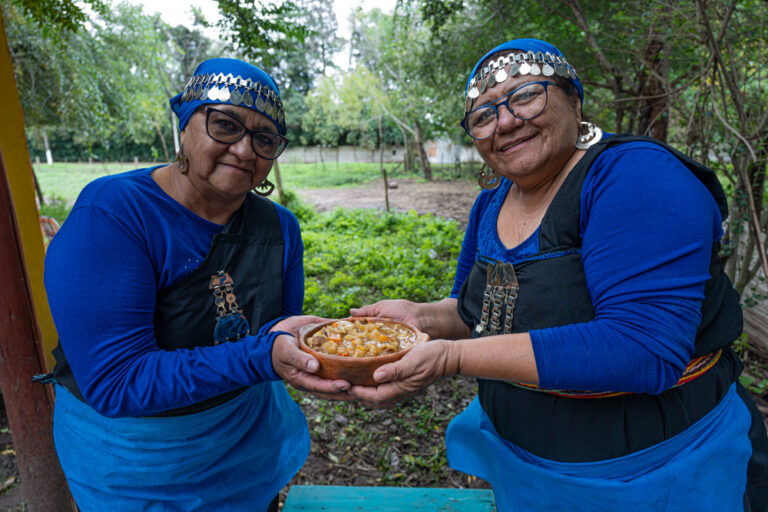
[1,177,766,510]
[298,177,480,228]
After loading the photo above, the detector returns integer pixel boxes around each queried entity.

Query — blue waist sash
[54,382,309,512]
[446,383,751,511]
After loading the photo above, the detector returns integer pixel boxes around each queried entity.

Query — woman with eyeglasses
[351,39,767,510]
[43,58,350,511]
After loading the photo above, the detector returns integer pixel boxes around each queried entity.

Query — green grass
[34,162,150,205]
[33,160,478,209]
[277,161,417,189]
[32,161,430,207]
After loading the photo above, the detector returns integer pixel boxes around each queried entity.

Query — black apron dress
[456,135,767,507]
[52,192,285,416]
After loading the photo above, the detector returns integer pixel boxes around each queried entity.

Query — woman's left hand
[349,340,456,408]
[271,334,354,401]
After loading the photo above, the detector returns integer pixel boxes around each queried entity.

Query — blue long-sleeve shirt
[44,167,304,417]
[451,140,723,394]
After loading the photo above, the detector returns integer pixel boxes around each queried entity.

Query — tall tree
[4,0,222,162]
[350,6,440,179]
[215,0,344,145]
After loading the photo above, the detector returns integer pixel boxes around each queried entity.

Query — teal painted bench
[283,485,497,511]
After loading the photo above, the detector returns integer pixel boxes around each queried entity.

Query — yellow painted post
[0,9,58,371]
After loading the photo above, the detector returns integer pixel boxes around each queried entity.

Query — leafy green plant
[740,374,768,397]
[300,208,463,318]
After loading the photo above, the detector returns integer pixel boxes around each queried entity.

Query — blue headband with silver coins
[464,38,584,113]
[170,58,286,135]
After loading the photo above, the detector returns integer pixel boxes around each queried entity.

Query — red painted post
[0,150,76,510]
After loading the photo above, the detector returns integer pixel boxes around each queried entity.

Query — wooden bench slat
[283,485,497,511]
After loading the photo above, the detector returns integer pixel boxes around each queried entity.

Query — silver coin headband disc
[465,51,578,113]
[180,72,286,133]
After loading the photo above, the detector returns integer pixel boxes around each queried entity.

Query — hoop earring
[575,122,603,150]
[253,178,275,197]
[175,145,189,174]
[477,165,500,190]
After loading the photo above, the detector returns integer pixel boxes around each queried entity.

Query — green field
[33,161,423,206]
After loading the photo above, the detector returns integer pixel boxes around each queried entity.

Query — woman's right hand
[271,334,353,401]
[270,315,327,338]
[350,300,423,330]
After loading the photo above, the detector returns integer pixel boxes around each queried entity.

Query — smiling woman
[349,38,768,511]
[42,57,349,512]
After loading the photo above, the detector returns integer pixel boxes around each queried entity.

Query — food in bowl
[305,318,415,358]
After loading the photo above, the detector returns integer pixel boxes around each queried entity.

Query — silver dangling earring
[175,145,189,174]
[477,165,501,190]
[253,178,275,197]
[575,122,603,150]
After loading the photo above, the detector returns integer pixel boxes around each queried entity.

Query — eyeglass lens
[206,108,287,160]
[465,82,550,140]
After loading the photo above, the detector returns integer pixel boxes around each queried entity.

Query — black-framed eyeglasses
[204,107,289,160]
[461,81,561,141]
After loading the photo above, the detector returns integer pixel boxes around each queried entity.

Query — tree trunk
[171,106,179,155]
[32,167,45,206]
[153,122,170,163]
[397,125,410,173]
[42,129,52,165]
[413,120,432,181]
[273,159,285,205]
[636,38,669,142]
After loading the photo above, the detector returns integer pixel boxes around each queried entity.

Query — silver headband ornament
[181,72,286,131]
[465,51,578,112]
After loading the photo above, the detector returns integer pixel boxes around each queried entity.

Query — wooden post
[0,150,76,511]
[0,9,76,510]
[379,117,389,212]
[0,3,58,372]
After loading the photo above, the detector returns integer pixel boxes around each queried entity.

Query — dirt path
[297,178,480,228]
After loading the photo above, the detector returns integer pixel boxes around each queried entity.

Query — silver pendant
[475,262,519,336]
[468,87,480,99]
[230,89,243,105]
[542,64,555,76]
[495,67,508,83]
[242,91,254,107]
[530,63,541,75]
[218,87,231,102]
[519,62,531,75]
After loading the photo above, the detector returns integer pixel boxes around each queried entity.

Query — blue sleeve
[530,144,722,394]
[450,191,491,297]
[45,205,284,417]
[257,203,305,334]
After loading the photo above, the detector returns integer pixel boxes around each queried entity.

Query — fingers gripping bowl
[298,317,430,386]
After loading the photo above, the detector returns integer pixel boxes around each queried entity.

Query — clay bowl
[299,317,430,386]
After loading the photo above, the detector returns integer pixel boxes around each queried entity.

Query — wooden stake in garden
[380,116,389,212]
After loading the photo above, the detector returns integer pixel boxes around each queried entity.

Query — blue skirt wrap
[54,382,309,512]
[446,383,751,511]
